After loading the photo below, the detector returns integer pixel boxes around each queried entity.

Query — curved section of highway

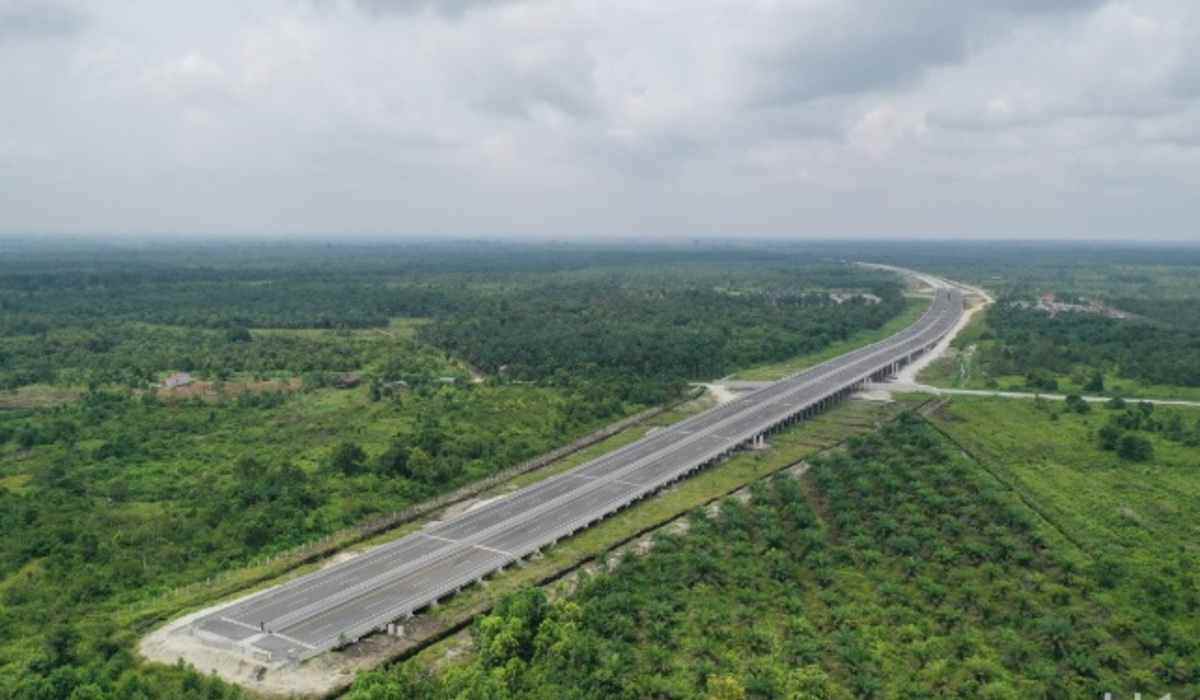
[192,285,964,663]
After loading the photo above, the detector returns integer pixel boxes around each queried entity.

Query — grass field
[929,396,1200,561]
[929,395,1200,684]
[925,360,1200,403]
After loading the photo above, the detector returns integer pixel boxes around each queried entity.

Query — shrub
[1116,434,1154,462]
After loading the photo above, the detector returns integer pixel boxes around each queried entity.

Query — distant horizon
[4,233,1200,247]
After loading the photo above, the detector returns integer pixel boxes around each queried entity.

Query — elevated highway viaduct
[190,282,965,664]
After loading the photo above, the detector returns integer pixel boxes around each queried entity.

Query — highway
[191,285,964,664]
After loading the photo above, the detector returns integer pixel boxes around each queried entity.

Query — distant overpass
[190,283,965,664]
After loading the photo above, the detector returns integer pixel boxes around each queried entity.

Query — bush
[225,326,252,343]
[1098,422,1123,451]
[1116,434,1154,462]
[328,441,367,475]
[1065,395,1091,414]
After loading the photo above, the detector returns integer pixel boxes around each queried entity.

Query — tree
[705,675,747,700]
[1083,370,1105,393]
[1025,370,1058,393]
[375,439,411,478]
[406,447,442,485]
[225,326,252,343]
[1097,422,1122,451]
[42,624,79,668]
[1116,434,1154,462]
[329,441,367,476]
[1165,414,1186,442]
[1064,394,1090,414]
[234,455,261,482]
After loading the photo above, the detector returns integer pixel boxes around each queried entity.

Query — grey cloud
[0,0,86,43]
[344,0,520,19]
[929,97,1177,133]
[591,130,707,180]
[754,0,1106,106]
[755,7,966,105]
[1171,46,1200,98]
[478,79,597,120]
[471,49,598,121]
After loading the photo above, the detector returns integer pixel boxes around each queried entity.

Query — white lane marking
[574,474,643,488]
[219,616,265,633]
[472,543,514,557]
[221,616,319,650]
[257,630,317,650]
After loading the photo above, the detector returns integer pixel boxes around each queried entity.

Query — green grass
[926,364,1200,402]
[929,396,1200,559]
[734,297,928,381]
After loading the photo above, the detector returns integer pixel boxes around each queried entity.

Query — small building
[161,372,193,389]
[334,373,362,389]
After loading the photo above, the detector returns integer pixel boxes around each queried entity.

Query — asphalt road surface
[193,286,964,663]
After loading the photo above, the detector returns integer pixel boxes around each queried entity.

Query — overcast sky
[1,0,1197,240]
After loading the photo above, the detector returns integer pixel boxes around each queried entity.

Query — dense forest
[348,417,1196,699]
[968,301,1200,391]
[0,243,904,403]
[0,242,911,699]
[422,276,902,401]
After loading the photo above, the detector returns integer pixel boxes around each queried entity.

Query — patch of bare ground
[919,398,955,420]
[140,586,469,698]
[798,470,839,541]
[154,377,302,402]
[0,385,83,409]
